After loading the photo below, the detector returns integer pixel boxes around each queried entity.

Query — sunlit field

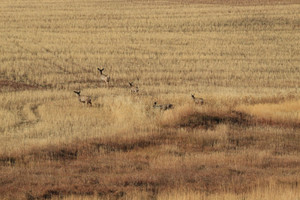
[0,0,299,199]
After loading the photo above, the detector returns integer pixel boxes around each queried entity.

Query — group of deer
[73,68,204,110]
[153,95,203,111]
[73,68,138,106]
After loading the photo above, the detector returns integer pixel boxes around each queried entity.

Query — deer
[73,91,92,105]
[153,102,173,111]
[97,68,110,86]
[191,94,204,105]
[129,82,139,94]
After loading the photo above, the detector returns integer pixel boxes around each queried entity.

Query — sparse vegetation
[0,0,299,199]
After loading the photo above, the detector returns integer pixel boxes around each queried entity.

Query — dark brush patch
[91,137,156,153]
[0,80,41,92]
[0,156,16,166]
[176,111,252,129]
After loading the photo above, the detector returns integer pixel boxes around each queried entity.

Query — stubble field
[0,0,300,199]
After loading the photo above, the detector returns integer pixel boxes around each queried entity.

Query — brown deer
[153,102,173,111]
[97,68,110,86]
[129,82,139,94]
[191,94,204,105]
[74,91,92,105]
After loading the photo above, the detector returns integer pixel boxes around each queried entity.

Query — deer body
[153,102,173,111]
[74,91,92,105]
[97,68,110,86]
[191,94,204,105]
[129,82,139,94]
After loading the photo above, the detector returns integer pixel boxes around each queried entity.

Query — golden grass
[156,185,300,200]
[0,0,299,199]
[237,99,300,124]
[57,179,300,200]
[60,184,300,200]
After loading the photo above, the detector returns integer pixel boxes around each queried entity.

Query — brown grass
[0,80,40,92]
[169,0,299,6]
[1,114,300,199]
[0,0,299,199]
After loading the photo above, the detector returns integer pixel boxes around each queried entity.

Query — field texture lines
[0,0,299,199]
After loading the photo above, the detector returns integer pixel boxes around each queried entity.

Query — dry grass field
[0,0,300,199]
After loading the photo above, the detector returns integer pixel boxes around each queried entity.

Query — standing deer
[97,68,110,86]
[74,91,92,105]
[191,94,204,105]
[129,82,139,94]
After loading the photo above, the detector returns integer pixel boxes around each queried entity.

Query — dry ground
[0,0,299,199]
